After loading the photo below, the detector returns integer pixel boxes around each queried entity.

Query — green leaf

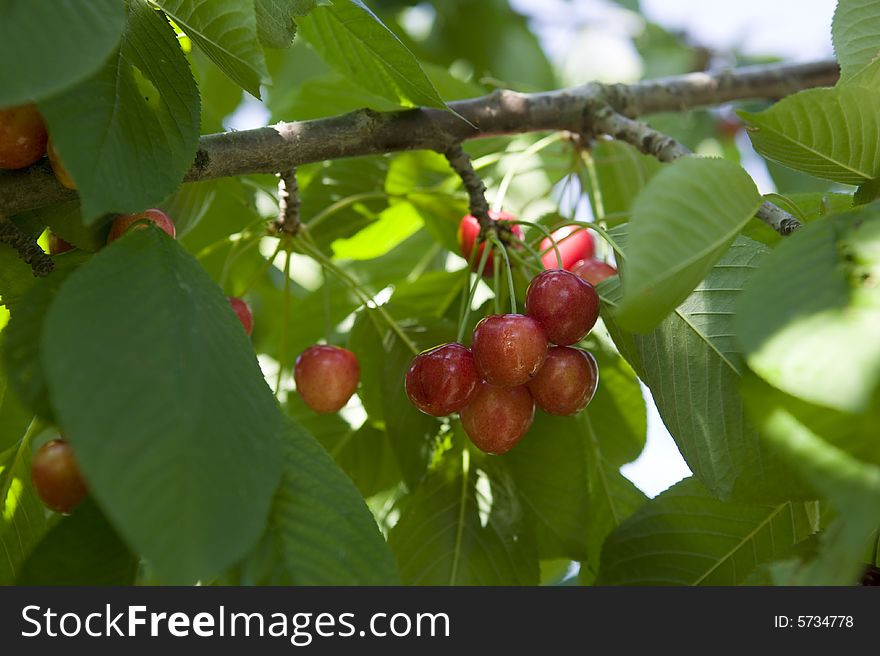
[332,203,424,260]
[0,430,51,585]
[597,477,818,585]
[2,254,88,421]
[41,228,284,583]
[0,340,31,454]
[14,203,111,253]
[616,158,762,333]
[348,312,450,487]
[16,499,138,585]
[240,418,399,585]
[156,0,268,97]
[739,87,880,185]
[736,205,880,414]
[389,451,539,585]
[832,0,880,82]
[0,243,36,312]
[585,140,663,225]
[255,0,328,49]
[297,0,447,109]
[38,0,201,222]
[503,339,646,562]
[604,236,806,501]
[742,379,880,585]
[287,394,401,498]
[0,0,125,106]
[159,181,218,239]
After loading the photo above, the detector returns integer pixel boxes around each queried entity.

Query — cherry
[457,210,524,276]
[0,103,47,170]
[527,346,598,415]
[472,313,547,387]
[571,258,617,286]
[294,345,360,414]
[539,226,595,270]
[48,232,75,255]
[31,439,88,514]
[461,382,535,454]
[525,269,599,346]
[227,296,254,336]
[107,208,176,243]
[47,138,76,189]
[405,343,478,416]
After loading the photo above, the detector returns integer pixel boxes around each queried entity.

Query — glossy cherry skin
[539,226,595,270]
[405,343,479,416]
[472,314,548,387]
[227,297,254,336]
[294,345,360,414]
[525,269,599,346]
[31,439,88,514]
[457,210,524,276]
[571,258,618,286]
[527,346,599,415]
[461,382,535,454]
[47,138,76,189]
[0,104,48,169]
[107,208,176,243]
[48,232,75,255]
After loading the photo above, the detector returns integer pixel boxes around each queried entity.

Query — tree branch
[0,59,838,217]
[592,106,803,235]
[0,212,54,276]
[273,168,301,235]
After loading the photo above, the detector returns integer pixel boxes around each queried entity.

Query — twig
[444,144,491,229]
[0,59,839,217]
[0,213,54,277]
[592,106,802,235]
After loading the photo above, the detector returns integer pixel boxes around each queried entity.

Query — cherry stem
[488,234,517,314]
[548,219,626,261]
[275,249,292,396]
[492,132,564,214]
[296,232,420,356]
[240,238,285,296]
[492,250,501,315]
[455,241,494,343]
[509,219,562,269]
[506,246,544,273]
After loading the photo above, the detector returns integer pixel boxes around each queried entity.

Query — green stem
[510,219,562,269]
[549,219,626,261]
[456,241,493,343]
[275,250,292,396]
[492,132,564,213]
[306,191,388,230]
[489,235,517,314]
[296,235,420,356]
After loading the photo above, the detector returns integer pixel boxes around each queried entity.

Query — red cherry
[0,103,47,170]
[571,258,617,286]
[472,313,548,387]
[405,343,479,416]
[31,439,88,514]
[107,208,176,243]
[457,210,524,276]
[539,226,595,270]
[47,138,76,189]
[48,232,75,255]
[294,345,360,414]
[227,296,254,336]
[527,346,598,415]
[525,269,599,346]
[461,382,535,454]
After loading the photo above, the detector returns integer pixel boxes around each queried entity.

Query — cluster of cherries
[404,211,618,455]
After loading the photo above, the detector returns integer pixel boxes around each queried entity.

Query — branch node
[0,215,55,277]
[273,168,302,236]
